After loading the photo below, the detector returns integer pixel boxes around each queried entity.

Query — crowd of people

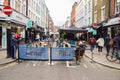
[9,31,120,60]
[88,33,120,58]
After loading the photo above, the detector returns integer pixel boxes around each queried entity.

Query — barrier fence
[19,45,48,60]
[51,47,74,60]
[18,45,75,61]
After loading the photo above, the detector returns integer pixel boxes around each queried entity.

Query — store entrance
[0,27,2,48]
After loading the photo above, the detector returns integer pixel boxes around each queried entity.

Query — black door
[0,27,2,48]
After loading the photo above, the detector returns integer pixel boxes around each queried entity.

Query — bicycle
[106,47,120,63]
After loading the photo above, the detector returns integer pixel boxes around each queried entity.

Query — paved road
[0,57,120,80]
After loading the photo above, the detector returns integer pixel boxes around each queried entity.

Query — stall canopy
[59,25,87,33]
[87,28,97,35]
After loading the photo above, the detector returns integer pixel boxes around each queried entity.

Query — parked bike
[106,47,120,63]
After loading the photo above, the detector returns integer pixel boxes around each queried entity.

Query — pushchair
[74,44,85,64]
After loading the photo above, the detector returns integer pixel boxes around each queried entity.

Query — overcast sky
[44,0,77,26]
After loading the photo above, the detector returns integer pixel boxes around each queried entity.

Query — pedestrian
[80,34,85,41]
[105,34,111,56]
[10,33,20,59]
[112,33,119,58]
[88,35,96,53]
[96,36,104,55]
[35,33,40,41]
[61,39,71,48]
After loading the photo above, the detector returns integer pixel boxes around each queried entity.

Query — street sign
[3,6,12,15]
[93,23,97,29]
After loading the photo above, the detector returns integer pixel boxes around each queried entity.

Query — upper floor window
[115,0,120,14]
[94,11,97,23]
[85,5,87,15]
[94,0,97,6]
[88,17,91,25]
[88,1,91,12]
[101,6,105,21]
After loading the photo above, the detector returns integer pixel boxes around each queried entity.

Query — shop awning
[87,28,97,35]
[59,25,87,33]
[103,17,120,27]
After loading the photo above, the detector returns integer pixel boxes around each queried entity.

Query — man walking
[105,34,111,56]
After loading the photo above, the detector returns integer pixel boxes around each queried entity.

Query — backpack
[88,37,96,44]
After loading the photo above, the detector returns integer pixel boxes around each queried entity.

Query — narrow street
[0,57,120,80]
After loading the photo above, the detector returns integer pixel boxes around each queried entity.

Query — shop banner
[19,45,48,60]
[51,47,74,60]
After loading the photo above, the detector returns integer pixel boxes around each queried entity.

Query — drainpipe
[8,0,10,5]
[108,0,111,19]
[26,0,28,16]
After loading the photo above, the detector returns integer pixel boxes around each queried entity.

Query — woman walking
[96,36,104,55]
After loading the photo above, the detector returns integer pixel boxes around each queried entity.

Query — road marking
[66,61,76,68]
[83,64,88,68]
[33,61,38,67]
[0,63,17,70]
[86,58,96,68]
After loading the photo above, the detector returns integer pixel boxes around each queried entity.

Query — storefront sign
[104,17,120,26]
[10,10,29,26]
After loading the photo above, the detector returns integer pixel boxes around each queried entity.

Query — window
[94,0,97,6]
[101,6,105,21]
[89,17,91,25]
[115,0,120,14]
[85,5,87,15]
[94,11,97,23]
[11,0,15,8]
[88,1,91,12]
[85,19,87,25]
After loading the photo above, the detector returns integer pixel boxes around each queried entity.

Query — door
[0,27,2,48]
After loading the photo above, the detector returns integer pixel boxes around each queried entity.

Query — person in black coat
[105,34,111,56]
[10,33,20,59]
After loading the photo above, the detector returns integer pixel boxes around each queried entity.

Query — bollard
[48,38,54,66]
[91,51,94,63]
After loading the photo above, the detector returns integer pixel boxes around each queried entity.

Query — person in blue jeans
[105,34,111,56]
[113,34,119,58]
[88,35,96,53]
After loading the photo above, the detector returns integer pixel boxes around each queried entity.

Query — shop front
[0,5,29,58]
[103,16,120,49]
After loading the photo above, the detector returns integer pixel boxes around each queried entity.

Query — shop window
[0,27,2,47]
[0,8,2,14]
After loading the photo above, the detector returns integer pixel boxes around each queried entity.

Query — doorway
[0,27,2,48]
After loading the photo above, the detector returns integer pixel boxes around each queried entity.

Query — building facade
[0,0,29,50]
[92,0,109,25]
[84,0,92,27]
[71,2,77,25]
[75,0,85,28]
